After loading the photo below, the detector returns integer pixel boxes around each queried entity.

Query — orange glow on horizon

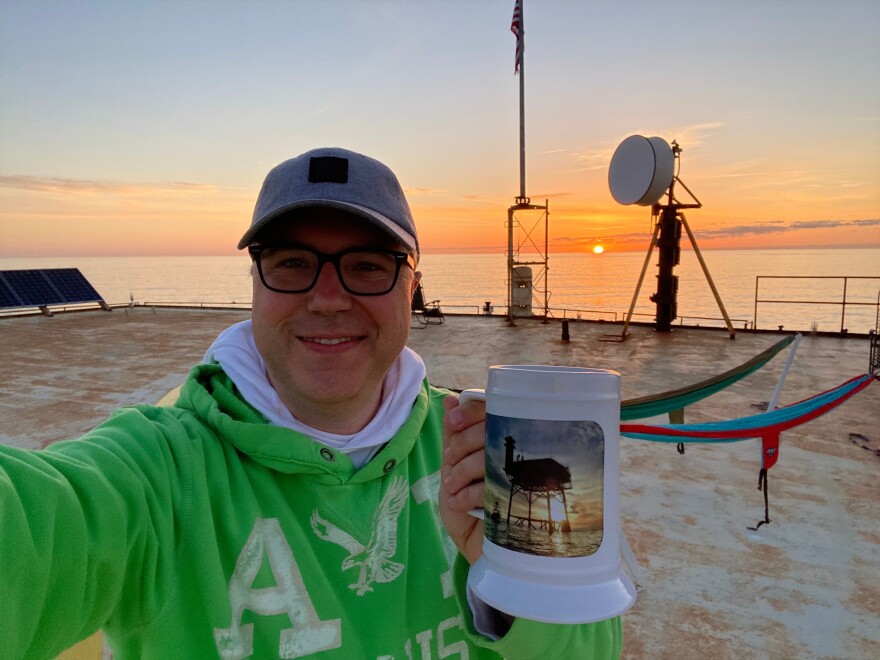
[1,185,877,258]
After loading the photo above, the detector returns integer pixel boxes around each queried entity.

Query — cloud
[530,191,572,199]
[403,186,446,197]
[705,159,771,179]
[0,175,215,197]
[668,122,727,149]
[569,146,618,172]
[693,218,880,239]
[551,218,880,247]
[569,122,728,173]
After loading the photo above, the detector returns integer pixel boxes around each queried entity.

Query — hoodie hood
[174,363,431,483]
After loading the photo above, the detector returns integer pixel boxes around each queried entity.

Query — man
[0,148,621,658]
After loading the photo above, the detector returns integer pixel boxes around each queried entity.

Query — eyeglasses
[249,244,414,296]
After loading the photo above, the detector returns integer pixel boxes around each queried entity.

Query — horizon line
[2,243,879,260]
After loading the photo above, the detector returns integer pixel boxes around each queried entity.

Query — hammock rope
[748,468,771,531]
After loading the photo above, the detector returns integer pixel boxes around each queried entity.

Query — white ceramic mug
[459,365,636,624]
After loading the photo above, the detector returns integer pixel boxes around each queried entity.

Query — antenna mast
[608,136,735,339]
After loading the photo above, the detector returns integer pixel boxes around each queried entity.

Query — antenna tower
[609,136,735,339]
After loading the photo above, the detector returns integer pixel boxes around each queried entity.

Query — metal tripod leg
[679,213,736,339]
[620,221,661,339]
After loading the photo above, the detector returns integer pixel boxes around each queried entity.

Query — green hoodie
[0,363,621,659]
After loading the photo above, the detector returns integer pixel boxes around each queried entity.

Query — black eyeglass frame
[248,244,414,296]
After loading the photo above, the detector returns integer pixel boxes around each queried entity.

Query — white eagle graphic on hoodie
[310,475,409,596]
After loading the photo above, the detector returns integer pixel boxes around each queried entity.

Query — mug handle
[458,388,486,406]
[456,388,486,519]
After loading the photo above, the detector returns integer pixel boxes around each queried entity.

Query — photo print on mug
[484,413,605,558]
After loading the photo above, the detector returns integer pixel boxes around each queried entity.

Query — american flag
[511,0,522,74]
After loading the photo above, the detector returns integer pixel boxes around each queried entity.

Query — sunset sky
[1,1,878,257]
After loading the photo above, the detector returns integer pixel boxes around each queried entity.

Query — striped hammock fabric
[620,335,796,421]
[621,373,875,470]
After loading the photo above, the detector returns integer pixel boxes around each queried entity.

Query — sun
[592,245,605,254]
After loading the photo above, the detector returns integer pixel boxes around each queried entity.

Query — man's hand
[440,394,486,565]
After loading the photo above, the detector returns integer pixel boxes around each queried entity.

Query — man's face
[250,208,420,431]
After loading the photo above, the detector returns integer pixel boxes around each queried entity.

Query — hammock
[621,373,874,458]
[620,335,796,421]
[621,373,876,528]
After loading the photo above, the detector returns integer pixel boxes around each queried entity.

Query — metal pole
[768,333,801,410]
[544,199,549,317]
[754,276,760,331]
[653,205,680,332]
[679,213,736,339]
[621,221,661,338]
[507,207,515,323]
[519,5,526,200]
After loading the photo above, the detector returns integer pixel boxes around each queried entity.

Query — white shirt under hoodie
[203,320,426,469]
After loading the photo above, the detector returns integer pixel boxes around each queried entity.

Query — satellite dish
[608,135,675,206]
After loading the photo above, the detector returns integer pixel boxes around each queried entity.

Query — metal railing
[754,276,880,334]
[6,290,874,337]
[140,301,252,309]
[870,291,880,375]
[554,307,619,322]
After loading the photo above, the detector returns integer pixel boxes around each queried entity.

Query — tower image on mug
[484,414,605,558]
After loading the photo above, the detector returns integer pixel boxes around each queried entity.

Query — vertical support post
[546,493,553,533]
[754,276,760,331]
[561,490,571,532]
[544,199,549,319]
[768,333,801,410]
[507,483,515,524]
[518,2,526,200]
[652,206,680,332]
[507,207,516,324]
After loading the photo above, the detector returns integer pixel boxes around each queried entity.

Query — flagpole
[517,0,526,202]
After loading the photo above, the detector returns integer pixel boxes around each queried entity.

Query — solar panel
[0,269,107,311]
[44,268,103,303]
[0,277,21,308]
[1,270,65,306]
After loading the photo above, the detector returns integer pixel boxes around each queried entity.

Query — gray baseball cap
[238,147,419,257]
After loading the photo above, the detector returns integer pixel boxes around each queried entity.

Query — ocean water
[2,248,878,332]
[485,518,603,559]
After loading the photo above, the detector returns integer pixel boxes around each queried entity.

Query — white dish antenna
[608,135,675,206]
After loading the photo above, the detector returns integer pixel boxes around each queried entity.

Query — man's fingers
[443,447,484,500]
[443,396,485,465]
[445,478,484,513]
[443,395,485,432]
[439,393,487,564]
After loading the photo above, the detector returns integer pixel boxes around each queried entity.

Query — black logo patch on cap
[308,156,349,184]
